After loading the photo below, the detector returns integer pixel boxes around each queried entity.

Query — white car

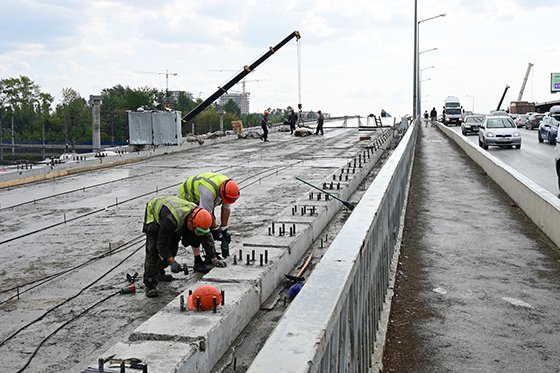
[478,116,521,150]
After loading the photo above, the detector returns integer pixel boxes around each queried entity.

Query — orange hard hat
[187,285,222,311]
[191,207,212,230]
[219,179,240,204]
[264,110,269,115]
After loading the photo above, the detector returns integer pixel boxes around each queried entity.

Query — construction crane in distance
[241,79,266,114]
[135,69,178,92]
[209,70,267,93]
[517,63,533,101]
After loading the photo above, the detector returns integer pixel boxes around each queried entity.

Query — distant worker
[424,110,429,127]
[315,110,324,135]
[430,107,437,127]
[261,110,271,142]
[288,107,298,135]
[179,172,240,260]
[142,196,225,298]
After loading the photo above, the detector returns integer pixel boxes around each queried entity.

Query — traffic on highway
[446,118,559,196]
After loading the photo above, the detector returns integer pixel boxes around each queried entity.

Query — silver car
[478,116,521,149]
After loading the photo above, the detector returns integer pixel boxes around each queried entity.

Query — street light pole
[416,13,445,117]
[419,65,435,114]
[413,0,418,118]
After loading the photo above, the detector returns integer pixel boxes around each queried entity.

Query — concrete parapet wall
[437,123,560,248]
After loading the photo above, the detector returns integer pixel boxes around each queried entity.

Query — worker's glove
[169,261,182,273]
[211,228,222,241]
[212,258,227,268]
[220,239,230,259]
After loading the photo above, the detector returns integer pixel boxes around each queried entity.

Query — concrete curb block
[94,341,197,372]
[437,123,560,248]
[128,282,260,372]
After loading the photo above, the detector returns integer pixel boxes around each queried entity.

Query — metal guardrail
[248,119,419,372]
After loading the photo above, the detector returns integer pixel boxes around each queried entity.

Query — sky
[1,0,559,118]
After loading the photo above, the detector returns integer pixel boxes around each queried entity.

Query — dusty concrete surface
[382,125,560,372]
[0,121,390,372]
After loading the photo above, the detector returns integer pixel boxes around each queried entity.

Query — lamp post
[413,1,418,118]
[415,12,445,117]
[466,94,475,113]
[419,65,435,113]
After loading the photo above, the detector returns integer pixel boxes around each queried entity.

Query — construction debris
[238,131,262,139]
[294,128,313,137]
[231,120,244,134]
[184,135,204,145]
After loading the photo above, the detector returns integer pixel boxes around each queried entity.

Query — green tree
[176,92,199,114]
[0,76,43,141]
[223,99,241,116]
[60,87,91,150]
[100,85,161,144]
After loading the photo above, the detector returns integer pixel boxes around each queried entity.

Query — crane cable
[297,37,303,118]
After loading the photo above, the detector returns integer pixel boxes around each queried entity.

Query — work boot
[146,287,159,298]
[193,261,212,274]
[159,273,175,282]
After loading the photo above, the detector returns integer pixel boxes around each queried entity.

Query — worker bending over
[179,172,240,260]
[143,196,226,298]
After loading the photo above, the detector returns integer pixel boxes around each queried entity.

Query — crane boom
[182,31,301,125]
[497,85,510,111]
[517,63,533,101]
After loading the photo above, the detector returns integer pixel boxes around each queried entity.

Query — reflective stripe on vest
[179,172,228,206]
[146,196,197,232]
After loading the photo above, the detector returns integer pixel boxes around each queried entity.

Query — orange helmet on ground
[219,179,240,204]
[191,207,212,236]
[187,285,222,311]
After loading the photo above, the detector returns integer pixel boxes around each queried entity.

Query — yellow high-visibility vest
[178,172,228,206]
[146,196,197,232]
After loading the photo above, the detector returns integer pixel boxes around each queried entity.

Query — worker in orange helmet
[142,196,226,297]
[179,172,240,261]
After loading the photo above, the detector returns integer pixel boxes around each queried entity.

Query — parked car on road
[514,114,529,128]
[525,113,544,130]
[461,115,485,135]
[478,116,521,149]
[538,107,560,145]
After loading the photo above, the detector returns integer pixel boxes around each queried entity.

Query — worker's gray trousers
[143,223,178,289]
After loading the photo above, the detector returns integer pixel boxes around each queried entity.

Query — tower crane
[135,69,178,92]
[517,63,533,101]
[240,79,266,114]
